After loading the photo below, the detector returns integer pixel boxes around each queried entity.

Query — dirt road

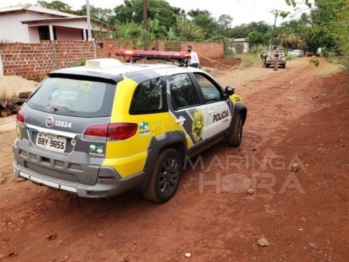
[1,57,349,262]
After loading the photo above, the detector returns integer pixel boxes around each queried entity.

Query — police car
[13,49,247,202]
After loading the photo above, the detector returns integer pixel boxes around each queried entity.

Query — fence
[0,39,224,81]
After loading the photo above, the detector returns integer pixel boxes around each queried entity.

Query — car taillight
[108,123,138,140]
[16,109,25,127]
[83,123,138,141]
[84,123,109,139]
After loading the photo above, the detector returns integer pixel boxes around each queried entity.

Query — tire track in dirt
[242,59,326,156]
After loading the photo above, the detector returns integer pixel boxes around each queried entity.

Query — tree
[114,0,176,31]
[247,21,271,35]
[114,20,154,49]
[171,7,186,17]
[217,14,233,31]
[37,0,75,14]
[230,24,249,38]
[187,9,211,18]
[148,18,167,39]
[246,31,264,47]
[75,5,114,24]
[192,13,219,39]
[284,0,343,56]
[309,0,344,53]
[276,14,311,50]
[173,16,204,41]
[270,9,291,42]
[277,33,302,50]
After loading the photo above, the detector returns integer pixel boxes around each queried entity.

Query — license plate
[36,133,66,152]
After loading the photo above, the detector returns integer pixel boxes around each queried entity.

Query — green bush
[68,60,86,67]
[285,54,294,61]
[309,55,320,67]
[249,45,268,54]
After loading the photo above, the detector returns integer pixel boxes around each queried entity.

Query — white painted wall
[0,11,60,43]
[0,11,107,43]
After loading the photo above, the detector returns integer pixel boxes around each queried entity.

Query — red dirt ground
[1,57,349,262]
[200,56,242,70]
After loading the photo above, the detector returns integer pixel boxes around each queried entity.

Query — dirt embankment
[0,76,38,131]
[1,57,349,262]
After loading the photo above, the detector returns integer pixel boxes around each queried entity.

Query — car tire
[227,113,243,147]
[143,148,182,203]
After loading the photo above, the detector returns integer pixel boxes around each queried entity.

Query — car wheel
[227,113,243,147]
[143,148,182,202]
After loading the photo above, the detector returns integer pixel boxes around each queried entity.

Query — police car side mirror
[225,86,235,96]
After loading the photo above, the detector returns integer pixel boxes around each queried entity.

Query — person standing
[187,45,201,68]
[261,50,268,68]
[273,46,279,71]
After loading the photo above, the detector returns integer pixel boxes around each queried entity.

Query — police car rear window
[27,76,116,117]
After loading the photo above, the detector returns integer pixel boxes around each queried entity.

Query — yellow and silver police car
[13,50,247,202]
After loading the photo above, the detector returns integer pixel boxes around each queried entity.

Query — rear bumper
[13,161,145,198]
[12,138,145,198]
[266,60,286,66]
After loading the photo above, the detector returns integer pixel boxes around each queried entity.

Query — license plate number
[36,133,66,152]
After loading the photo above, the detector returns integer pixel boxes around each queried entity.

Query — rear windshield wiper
[48,104,74,113]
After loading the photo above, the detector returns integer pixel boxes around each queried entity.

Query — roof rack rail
[115,49,191,66]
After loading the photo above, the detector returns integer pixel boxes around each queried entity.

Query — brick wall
[163,41,224,59]
[0,41,96,80]
[180,41,224,59]
[95,38,121,58]
[0,39,224,81]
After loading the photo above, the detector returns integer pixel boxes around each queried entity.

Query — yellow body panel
[103,151,147,178]
[110,76,137,121]
[102,76,174,178]
[231,94,243,103]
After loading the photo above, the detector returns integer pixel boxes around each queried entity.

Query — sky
[0,0,312,26]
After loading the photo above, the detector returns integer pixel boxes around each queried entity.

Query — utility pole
[270,9,280,48]
[86,0,92,41]
[143,0,148,50]
[143,0,148,30]
[86,0,96,58]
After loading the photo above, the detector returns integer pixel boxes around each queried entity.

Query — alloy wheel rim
[158,157,179,196]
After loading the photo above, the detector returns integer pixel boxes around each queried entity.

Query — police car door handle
[176,116,186,125]
[208,110,215,115]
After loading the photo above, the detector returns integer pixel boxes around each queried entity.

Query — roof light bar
[115,49,191,62]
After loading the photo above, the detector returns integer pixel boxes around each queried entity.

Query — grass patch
[234,54,261,68]
[285,55,294,61]
[68,59,86,67]
[316,62,344,77]
[235,60,254,69]
[0,89,16,102]
[0,89,8,101]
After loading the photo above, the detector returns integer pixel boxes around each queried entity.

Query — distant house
[0,4,114,43]
[231,38,249,54]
